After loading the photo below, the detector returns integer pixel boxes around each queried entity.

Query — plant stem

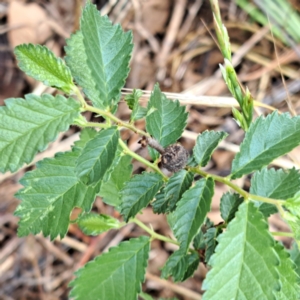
[271,231,294,238]
[74,87,285,211]
[84,104,150,137]
[132,218,179,246]
[188,166,285,206]
[118,139,168,181]
[83,121,110,129]
[73,86,87,108]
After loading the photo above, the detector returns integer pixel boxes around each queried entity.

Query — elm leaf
[202,202,280,300]
[120,173,164,221]
[14,129,101,240]
[14,44,74,93]
[0,94,80,173]
[65,2,133,110]
[231,112,300,179]
[193,131,228,167]
[172,178,214,252]
[70,236,150,300]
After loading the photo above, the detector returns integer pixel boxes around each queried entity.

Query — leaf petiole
[118,139,168,180]
[271,231,294,238]
[131,217,179,246]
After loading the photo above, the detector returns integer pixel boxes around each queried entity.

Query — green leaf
[161,249,199,282]
[193,230,205,250]
[275,242,300,300]
[0,94,80,173]
[146,84,188,159]
[290,241,300,280]
[283,212,300,240]
[231,112,300,179]
[193,218,215,250]
[125,89,142,110]
[152,170,193,214]
[161,250,188,282]
[77,213,120,236]
[182,252,200,281]
[132,106,147,121]
[70,236,150,300]
[173,178,214,252]
[75,127,119,185]
[220,192,243,223]
[193,131,228,166]
[65,2,133,110]
[14,44,74,93]
[250,168,300,217]
[120,172,164,222]
[99,154,132,207]
[74,128,98,150]
[204,227,222,264]
[124,89,147,121]
[282,195,300,240]
[14,129,100,240]
[202,202,280,300]
[251,168,300,199]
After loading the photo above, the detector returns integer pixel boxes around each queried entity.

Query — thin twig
[146,272,201,300]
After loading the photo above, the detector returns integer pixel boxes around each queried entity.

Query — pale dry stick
[121,87,239,107]
[167,31,213,65]
[77,234,106,268]
[231,25,270,67]
[114,0,132,25]
[184,25,273,95]
[0,23,25,34]
[102,223,135,252]
[177,0,204,41]
[47,269,75,291]
[25,236,45,298]
[268,15,296,117]
[2,16,64,41]
[73,0,82,31]
[0,255,14,275]
[32,82,54,95]
[45,19,70,39]
[156,0,187,81]
[172,44,214,81]
[31,253,46,299]
[231,43,300,80]
[131,0,160,53]
[0,237,23,264]
[1,19,69,39]
[225,21,283,47]
[254,72,271,116]
[177,44,214,64]
[239,47,300,81]
[266,69,299,168]
[101,0,119,15]
[121,88,277,111]
[175,24,266,83]
[146,272,201,300]
[55,234,87,253]
[256,72,271,102]
[36,235,74,266]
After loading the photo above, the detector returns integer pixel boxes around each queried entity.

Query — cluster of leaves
[0,1,300,299]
